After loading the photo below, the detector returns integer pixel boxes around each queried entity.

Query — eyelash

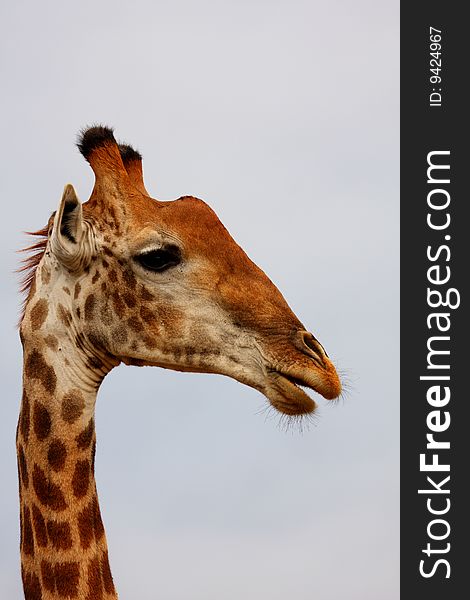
[134,246,181,272]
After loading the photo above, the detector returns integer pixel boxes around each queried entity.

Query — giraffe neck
[17,329,118,600]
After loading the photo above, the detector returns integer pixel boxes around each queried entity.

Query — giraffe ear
[50,184,90,270]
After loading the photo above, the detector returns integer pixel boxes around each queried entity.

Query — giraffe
[17,126,341,599]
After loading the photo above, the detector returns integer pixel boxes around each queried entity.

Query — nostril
[298,331,329,366]
[303,332,323,354]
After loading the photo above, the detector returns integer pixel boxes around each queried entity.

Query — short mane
[17,224,50,324]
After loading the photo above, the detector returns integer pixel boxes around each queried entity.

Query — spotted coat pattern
[17,126,341,599]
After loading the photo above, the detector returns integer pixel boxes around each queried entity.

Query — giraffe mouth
[266,362,341,416]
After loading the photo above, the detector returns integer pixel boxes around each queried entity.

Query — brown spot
[100,304,113,326]
[40,560,80,597]
[61,390,85,424]
[88,356,104,370]
[88,333,109,352]
[103,247,113,257]
[18,444,29,488]
[101,551,115,594]
[55,562,80,598]
[143,335,157,350]
[112,324,128,344]
[77,501,94,549]
[62,286,71,295]
[162,306,182,329]
[19,392,31,442]
[25,350,57,394]
[18,503,23,548]
[47,519,73,550]
[127,316,143,332]
[33,402,51,441]
[108,269,118,283]
[91,440,96,473]
[122,292,136,308]
[76,419,95,450]
[22,505,35,556]
[77,495,104,549]
[30,299,48,330]
[72,459,90,498]
[108,206,117,226]
[102,259,109,269]
[86,557,103,600]
[123,269,136,290]
[57,304,72,327]
[140,286,154,302]
[84,294,96,321]
[41,265,51,285]
[32,464,67,511]
[93,495,105,540]
[140,306,154,325]
[22,569,42,600]
[91,270,101,284]
[74,282,81,300]
[32,504,48,548]
[111,292,125,318]
[44,335,59,351]
[41,560,56,593]
[29,276,37,298]
[47,439,67,471]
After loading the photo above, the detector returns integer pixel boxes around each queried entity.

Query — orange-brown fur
[17,126,341,599]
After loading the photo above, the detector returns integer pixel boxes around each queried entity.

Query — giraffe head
[23,126,341,417]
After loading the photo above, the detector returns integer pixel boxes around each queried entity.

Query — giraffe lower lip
[266,371,317,415]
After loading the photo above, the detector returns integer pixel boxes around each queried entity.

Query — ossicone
[77,125,117,162]
[118,143,142,163]
[119,143,149,196]
[76,124,129,194]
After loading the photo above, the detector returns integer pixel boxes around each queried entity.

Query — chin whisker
[255,401,318,434]
[277,410,318,434]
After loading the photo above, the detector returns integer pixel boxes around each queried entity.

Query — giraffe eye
[135,246,181,272]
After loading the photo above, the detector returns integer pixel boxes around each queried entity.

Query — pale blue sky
[0,1,398,598]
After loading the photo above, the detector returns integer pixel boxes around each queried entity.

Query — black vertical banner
[401,4,467,599]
